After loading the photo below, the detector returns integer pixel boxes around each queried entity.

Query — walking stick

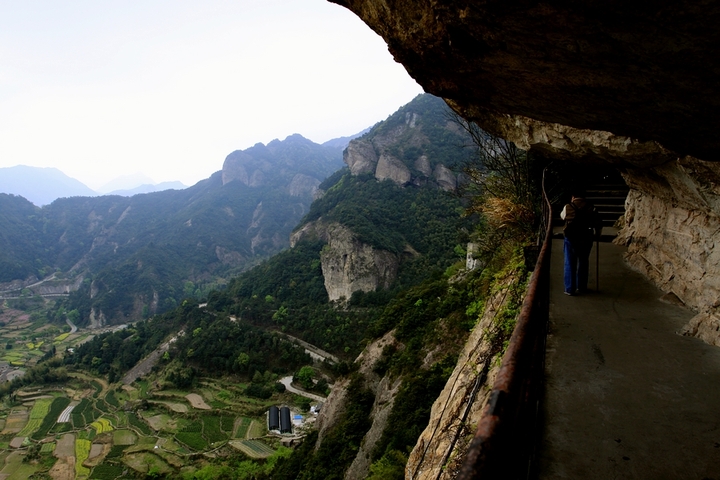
[596,238,600,292]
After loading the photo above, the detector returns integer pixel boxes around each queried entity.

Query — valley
[0,302,325,479]
[0,94,515,479]
[0,371,309,479]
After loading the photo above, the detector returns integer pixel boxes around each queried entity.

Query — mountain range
[0,95,465,330]
[0,132,352,325]
[103,181,187,197]
[61,93,481,479]
[0,166,191,206]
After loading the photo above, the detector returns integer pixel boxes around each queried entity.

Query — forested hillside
[0,134,345,325]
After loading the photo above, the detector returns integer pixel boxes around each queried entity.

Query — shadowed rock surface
[329,0,720,160]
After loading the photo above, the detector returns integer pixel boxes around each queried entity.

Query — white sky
[0,1,422,190]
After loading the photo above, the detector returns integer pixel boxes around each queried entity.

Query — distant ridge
[106,181,187,197]
[0,165,97,206]
[97,172,155,194]
[321,128,371,150]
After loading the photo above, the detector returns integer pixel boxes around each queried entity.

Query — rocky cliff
[330,0,720,160]
[291,94,468,303]
[403,266,524,479]
[291,220,399,302]
[315,331,403,480]
[331,0,720,346]
[343,96,465,190]
[309,259,526,480]
[221,134,343,196]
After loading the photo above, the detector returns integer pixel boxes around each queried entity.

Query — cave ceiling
[330,0,720,164]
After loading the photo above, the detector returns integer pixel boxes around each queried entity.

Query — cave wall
[330,0,720,344]
[617,157,720,344]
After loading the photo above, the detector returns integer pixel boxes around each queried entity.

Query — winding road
[279,376,327,403]
[273,331,339,364]
[66,317,78,334]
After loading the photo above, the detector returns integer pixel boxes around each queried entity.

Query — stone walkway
[539,237,720,479]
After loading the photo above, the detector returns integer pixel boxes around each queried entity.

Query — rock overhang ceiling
[329,0,720,163]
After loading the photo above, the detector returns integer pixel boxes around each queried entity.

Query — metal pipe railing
[457,171,554,479]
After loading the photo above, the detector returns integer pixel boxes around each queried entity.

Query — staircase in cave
[552,169,630,237]
[585,175,630,229]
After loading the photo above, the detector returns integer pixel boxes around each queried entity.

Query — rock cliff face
[331,0,720,345]
[342,94,466,191]
[616,157,720,345]
[222,134,343,189]
[291,220,398,302]
[321,226,398,302]
[375,153,412,185]
[291,94,467,302]
[405,270,521,479]
[344,332,403,480]
[287,174,321,198]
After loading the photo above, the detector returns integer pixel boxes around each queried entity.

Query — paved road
[539,238,720,479]
[66,318,78,334]
[0,273,71,298]
[279,376,326,403]
[273,331,339,364]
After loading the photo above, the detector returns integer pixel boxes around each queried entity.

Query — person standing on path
[561,189,602,295]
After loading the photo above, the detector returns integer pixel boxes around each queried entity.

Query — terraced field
[0,306,306,478]
[17,398,52,437]
[230,439,276,459]
[0,373,292,478]
[0,305,73,375]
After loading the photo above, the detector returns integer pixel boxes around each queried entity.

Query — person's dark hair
[570,188,587,199]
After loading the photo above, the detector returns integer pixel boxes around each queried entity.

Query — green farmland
[0,371,306,478]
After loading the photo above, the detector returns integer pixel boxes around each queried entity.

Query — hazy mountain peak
[0,165,97,206]
[97,172,156,194]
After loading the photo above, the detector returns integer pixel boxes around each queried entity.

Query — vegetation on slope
[0,134,344,326]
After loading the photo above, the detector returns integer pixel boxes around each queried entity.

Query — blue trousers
[564,237,593,294]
